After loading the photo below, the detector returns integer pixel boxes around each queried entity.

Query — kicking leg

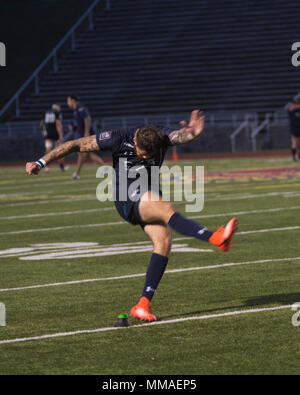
[130,222,172,322]
[138,191,237,251]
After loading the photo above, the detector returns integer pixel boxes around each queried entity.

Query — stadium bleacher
[1,0,299,159]
[13,0,300,121]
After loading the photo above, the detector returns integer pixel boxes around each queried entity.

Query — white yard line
[1,208,300,236]
[2,204,300,222]
[237,226,300,235]
[0,186,96,198]
[0,207,114,220]
[0,178,96,191]
[0,221,125,236]
[189,205,300,219]
[0,196,97,208]
[1,189,299,208]
[1,176,295,192]
[0,305,291,345]
[1,255,299,293]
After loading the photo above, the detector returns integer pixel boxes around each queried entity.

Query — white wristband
[36,159,46,168]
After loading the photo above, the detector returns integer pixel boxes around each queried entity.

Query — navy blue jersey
[73,103,90,137]
[43,110,61,140]
[96,128,171,201]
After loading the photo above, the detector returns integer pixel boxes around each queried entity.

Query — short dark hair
[136,126,164,157]
[67,94,79,101]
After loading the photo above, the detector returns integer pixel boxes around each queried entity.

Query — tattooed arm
[168,110,205,146]
[26,135,99,175]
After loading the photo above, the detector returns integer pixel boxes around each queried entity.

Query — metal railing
[251,113,273,152]
[0,112,255,138]
[0,0,110,120]
[230,114,257,152]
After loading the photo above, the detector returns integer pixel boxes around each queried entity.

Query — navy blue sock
[168,212,213,241]
[142,253,168,301]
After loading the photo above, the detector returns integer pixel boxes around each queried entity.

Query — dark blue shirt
[96,128,171,201]
[289,108,300,131]
[43,110,61,140]
[73,103,90,137]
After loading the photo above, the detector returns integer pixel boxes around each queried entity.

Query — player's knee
[153,234,172,256]
[140,192,175,223]
[160,201,176,223]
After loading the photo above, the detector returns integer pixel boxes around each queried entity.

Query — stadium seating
[10,0,300,122]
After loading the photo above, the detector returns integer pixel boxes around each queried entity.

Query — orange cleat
[130,297,157,322]
[209,217,238,252]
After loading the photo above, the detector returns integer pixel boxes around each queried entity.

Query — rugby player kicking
[26,110,238,322]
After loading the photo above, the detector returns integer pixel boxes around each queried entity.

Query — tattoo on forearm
[168,128,194,146]
[43,141,77,164]
[43,135,99,164]
[79,135,99,152]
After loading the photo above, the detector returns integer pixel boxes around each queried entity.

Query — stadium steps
[11,0,300,121]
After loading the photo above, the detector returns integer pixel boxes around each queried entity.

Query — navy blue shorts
[290,127,300,137]
[114,200,145,227]
[114,190,163,228]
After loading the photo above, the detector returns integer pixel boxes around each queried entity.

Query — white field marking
[205,191,299,201]
[0,196,97,208]
[2,171,295,191]
[3,203,300,222]
[1,189,297,208]
[0,305,292,345]
[0,240,213,260]
[237,226,300,235]
[0,186,97,199]
[1,255,300,293]
[0,239,182,259]
[189,205,300,220]
[0,207,114,221]
[0,178,96,191]
[18,244,211,261]
[2,207,300,236]
[0,221,125,236]
[284,193,300,198]
[0,242,99,258]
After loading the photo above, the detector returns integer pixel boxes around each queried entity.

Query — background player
[287,100,300,161]
[26,110,238,322]
[66,94,104,179]
[40,104,66,172]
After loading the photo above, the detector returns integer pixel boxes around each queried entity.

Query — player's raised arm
[168,110,205,146]
[26,135,99,175]
[289,102,300,111]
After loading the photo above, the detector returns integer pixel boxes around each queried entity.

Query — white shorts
[45,139,59,150]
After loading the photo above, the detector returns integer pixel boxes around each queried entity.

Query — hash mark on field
[0,305,291,345]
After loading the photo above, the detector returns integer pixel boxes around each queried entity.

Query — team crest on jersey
[99,131,112,140]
